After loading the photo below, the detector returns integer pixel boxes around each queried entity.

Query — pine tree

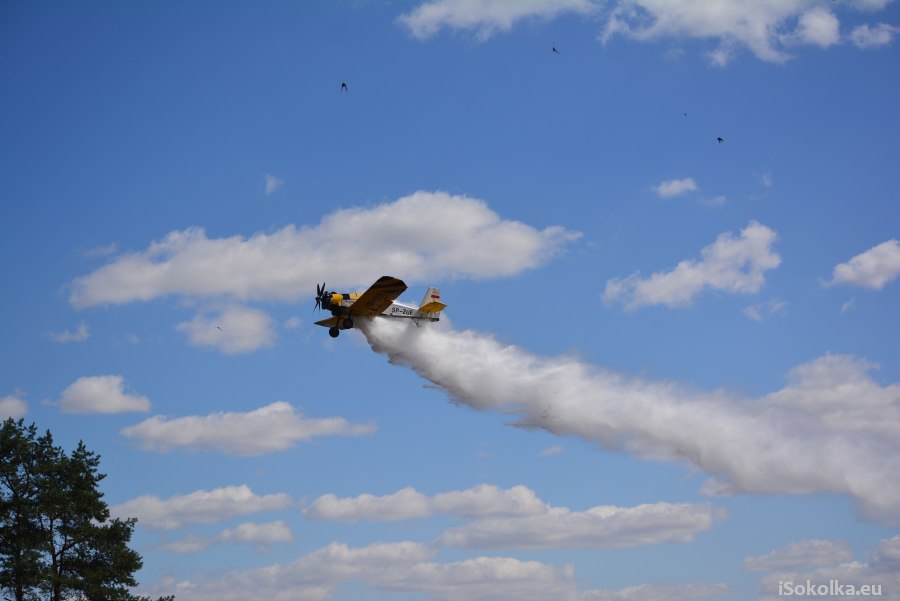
[0,418,171,601]
[0,420,43,601]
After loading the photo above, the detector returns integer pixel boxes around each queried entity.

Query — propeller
[314,282,327,312]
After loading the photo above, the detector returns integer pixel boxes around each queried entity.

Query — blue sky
[2,1,899,599]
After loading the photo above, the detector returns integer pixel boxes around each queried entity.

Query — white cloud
[46,321,90,343]
[743,298,788,321]
[121,401,375,455]
[829,239,900,289]
[841,297,856,314]
[176,306,276,354]
[436,501,714,550]
[539,445,564,457]
[756,535,900,600]
[58,375,151,414]
[603,221,781,310]
[397,1,896,63]
[150,541,578,601]
[1,391,28,419]
[160,520,293,553]
[283,316,302,330]
[154,541,436,601]
[146,538,728,601]
[397,0,597,41]
[654,177,699,198]
[377,555,578,601]
[264,174,284,195]
[601,2,846,65]
[850,22,899,48]
[582,582,729,601]
[112,485,292,530]
[763,354,900,440]
[309,484,712,550]
[787,6,841,47]
[306,483,546,522]
[358,319,900,523]
[218,520,293,545]
[431,484,548,518]
[70,191,579,308]
[744,539,853,572]
[307,487,432,522]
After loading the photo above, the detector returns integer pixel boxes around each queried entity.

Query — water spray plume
[358,318,900,524]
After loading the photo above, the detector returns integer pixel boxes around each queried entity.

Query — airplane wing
[314,316,339,328]
[348,276,408,317]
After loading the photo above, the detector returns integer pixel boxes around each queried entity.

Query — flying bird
[216,326,223,332]
[340,82,348,92]
[552,46,560,54]
[717,137,725,143]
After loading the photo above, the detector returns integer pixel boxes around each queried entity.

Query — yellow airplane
[314,276,446,338]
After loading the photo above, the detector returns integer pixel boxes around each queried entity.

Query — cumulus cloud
[582,582,729,601]
[1,391,28,419]
[160,520,293,553]
[603,221,781,310]
[436,501,713,550]
[121,401,375,455]
[358,318,900,523]
[45,321,90,343]
[378,555,579,601]
[744,539,853,572]
[69,191,579,308]
[58,375,151,414]
[176,306,276,354]
[216,520,293,544]
[154,541,434,601]
[756,535,900,601]
[787,6,841,47]
[149,540,576,601]
[600,1,846,65]
[654,177,699,198]
[762,354,900,440]
[144,538,727,601]
[306,484,546,522]
[397,0,597,41]
[112,485,292,530]
[307,487,431,522]
[603,2,900,64]
[850,22,900,48]
[308,484,711,551]
[600,0,896,66]
[829,239,900,289]
[397,1,897,64]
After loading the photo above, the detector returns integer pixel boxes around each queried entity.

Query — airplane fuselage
[324,294,440,322]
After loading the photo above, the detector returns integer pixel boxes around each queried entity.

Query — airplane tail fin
[418,287,447,314]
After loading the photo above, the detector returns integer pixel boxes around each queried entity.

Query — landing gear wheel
[342,317,354,329]
[328,326,340,338]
